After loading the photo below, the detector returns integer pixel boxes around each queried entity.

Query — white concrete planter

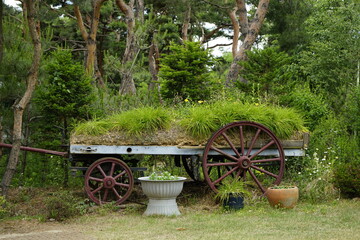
[138,177,186,216]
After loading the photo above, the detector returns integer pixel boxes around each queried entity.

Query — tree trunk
[116,0,137,95]
[148,31,160,91]
[0,120,3,158]
[62,117,68,187]
[181,3,191,42]
[226,0,270,86]
[0,0,3,64]
[74,0,106,87]
[228,6,239,58]
[1,0,41,197]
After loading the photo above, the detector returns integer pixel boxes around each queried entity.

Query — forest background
[0,0,359,203]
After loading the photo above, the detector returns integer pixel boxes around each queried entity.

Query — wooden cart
[69,121,309,205]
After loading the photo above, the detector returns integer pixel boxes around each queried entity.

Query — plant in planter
[138,171,186,216]
[265,185,299,209]
[215,178,252,211]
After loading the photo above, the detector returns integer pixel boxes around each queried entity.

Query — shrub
[159,41,214,101]
[44,190,87,221]
[282,85,329,131]
[333,161,360,198]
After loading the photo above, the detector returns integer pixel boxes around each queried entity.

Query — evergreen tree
[159,41,214,101]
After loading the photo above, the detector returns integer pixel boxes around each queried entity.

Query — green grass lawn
[75,200,360,240]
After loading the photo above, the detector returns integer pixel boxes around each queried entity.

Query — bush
[333,161,360,198]
[282,85,329,131]
[159,41,215,101]
[44,190,87,221]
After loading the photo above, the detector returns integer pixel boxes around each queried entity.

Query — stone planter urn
[265,186,299,209]
[138,176,186,216]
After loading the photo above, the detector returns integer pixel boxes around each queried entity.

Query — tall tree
[1,0,42,197]
[74,0,107,86]
[226,0,270,85]
[115,0,141,95]
[0,0,3,64]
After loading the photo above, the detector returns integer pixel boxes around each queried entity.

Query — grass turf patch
[72,101,307,144]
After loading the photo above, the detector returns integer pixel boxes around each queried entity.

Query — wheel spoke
[109,162,115,177]
[248,169,265,193]
[102,189,109,202]
[235,168,245,179]
[252,157,281,163]
[251,165,278,178]
[89,176,103,182]
[97,165,107,178]
[250,140,275,159]
[114,170,126,180]
[202,121,285,194]
[206,162,237,167]
[210,146,238,162]
[115,182,130,188]
[212,166,239,185]
[112,187,122,200]
[239,126,245,156]
[221,132,241,157]
[91,185,103,195]
[246,128,261,156]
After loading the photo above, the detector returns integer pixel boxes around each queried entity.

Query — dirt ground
[0,182,214,240]
[0,219,97,240]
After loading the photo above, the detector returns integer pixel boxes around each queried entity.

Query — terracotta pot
[265,186,299,209]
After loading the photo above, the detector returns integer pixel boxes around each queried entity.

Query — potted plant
[265,185,299,209]
[215,178,251,211]
[138,171,186,216]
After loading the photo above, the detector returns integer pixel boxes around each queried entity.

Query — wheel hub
[103,177,115,188]
[238,156,251,169]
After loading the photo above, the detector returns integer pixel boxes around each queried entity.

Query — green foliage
[36,49,93,120]
[215,178,252,203]
[298,0,360,109]
[0,196,9,219]
[342,86,360,136]
[108,107,171,135]
[282,85,329,131]
[44,190,88,221]
[179,105,218,139]
[334,161,360,198]
[159,41,215,101]
[73,107,172,136]
[73,101,306,140]
[148,171,179,180]
[266,0,312,53]
[238,44,293,96]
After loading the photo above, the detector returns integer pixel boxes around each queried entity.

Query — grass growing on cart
[71,101,307,146]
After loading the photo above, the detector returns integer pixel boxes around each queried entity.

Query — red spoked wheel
[85,157,134,205]
[202,121,285,193]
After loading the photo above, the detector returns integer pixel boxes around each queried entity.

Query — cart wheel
[85,157,134,205]
[202,121,285,193]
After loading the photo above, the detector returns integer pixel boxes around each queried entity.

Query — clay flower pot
[265,186,299,209]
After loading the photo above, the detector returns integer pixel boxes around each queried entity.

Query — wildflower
[198,100,204,104]
[255,103,259,106]
[184,99,189,102]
